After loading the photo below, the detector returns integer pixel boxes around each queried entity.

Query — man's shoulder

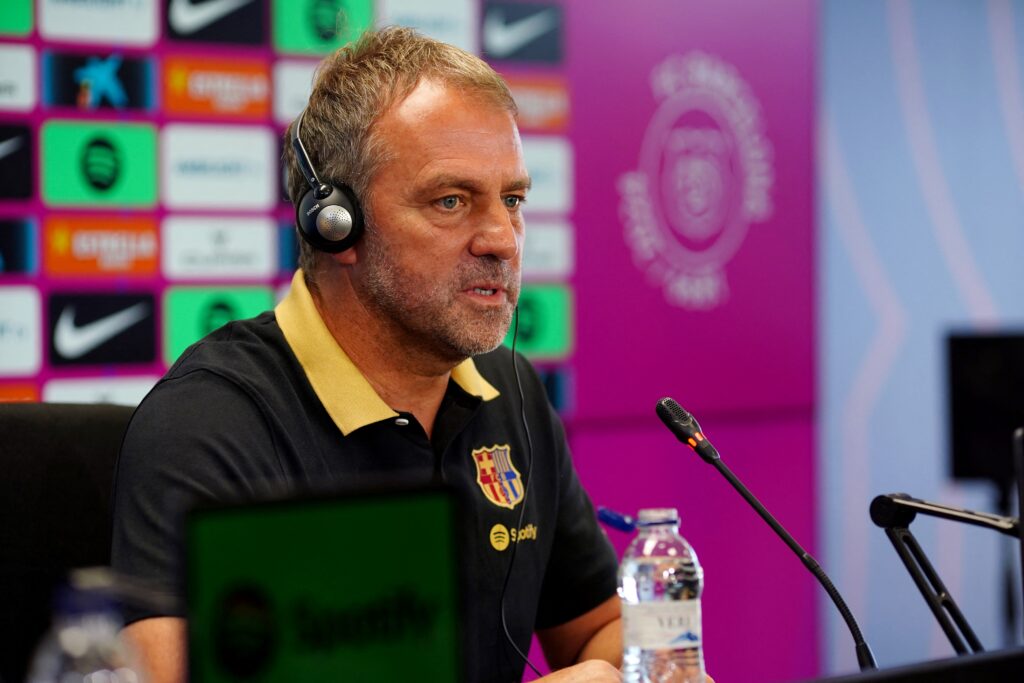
[165,311,291,382]
[146,311,315,417]
[127,311,314,456]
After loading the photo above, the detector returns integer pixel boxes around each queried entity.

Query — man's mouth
[472,287,498,296]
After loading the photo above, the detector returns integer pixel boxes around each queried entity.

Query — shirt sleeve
[533,402,619,630]
[110,369,285,623]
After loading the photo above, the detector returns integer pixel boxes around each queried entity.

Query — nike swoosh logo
[168,0,254,35]
[54,302,150,359]
[483,7,558,58]
[0,136,23,162]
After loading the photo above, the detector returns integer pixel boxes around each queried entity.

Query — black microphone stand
[869,493,1020,655]
[655,398,877,671]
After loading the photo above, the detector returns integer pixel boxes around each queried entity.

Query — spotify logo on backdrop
[80,136,120,191]
[311,0,342,40]
[42,120,156,208]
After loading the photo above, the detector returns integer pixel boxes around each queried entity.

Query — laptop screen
[186,486,463,682]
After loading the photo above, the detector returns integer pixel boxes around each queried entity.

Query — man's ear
[332,244,359,266]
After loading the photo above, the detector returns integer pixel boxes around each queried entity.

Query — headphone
[290,109,365,253]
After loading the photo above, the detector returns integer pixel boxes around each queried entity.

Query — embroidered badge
[471,444,524,510]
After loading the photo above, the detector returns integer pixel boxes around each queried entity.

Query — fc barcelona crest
[471,444,524,510]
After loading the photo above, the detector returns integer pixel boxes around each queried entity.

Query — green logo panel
[273,0,374,55]
[0,0,32,35]
[164,287,274,365]
[504,284,573,360]
[188,492,461,682]
[42,120,156,208]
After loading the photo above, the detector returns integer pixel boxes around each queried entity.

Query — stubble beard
[357,231,519,362]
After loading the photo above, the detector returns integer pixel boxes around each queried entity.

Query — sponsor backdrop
[0,1,819,681]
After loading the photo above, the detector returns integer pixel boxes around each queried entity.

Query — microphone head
[656,397,701,439]
[656,397,720,463]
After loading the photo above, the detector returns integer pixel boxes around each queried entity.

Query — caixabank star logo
[619,53,775,310]
[43,51,155,111]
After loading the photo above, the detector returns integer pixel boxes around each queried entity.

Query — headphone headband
[291,110,325,195]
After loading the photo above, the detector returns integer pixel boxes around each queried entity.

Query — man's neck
[309,279,457,439]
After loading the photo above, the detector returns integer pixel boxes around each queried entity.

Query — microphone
[656,397,878,672]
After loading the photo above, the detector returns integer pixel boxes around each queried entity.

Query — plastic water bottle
[619,508,705,683]
[24,571,147,683]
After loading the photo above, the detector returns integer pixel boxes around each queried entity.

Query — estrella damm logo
[44,215,158,277]
[471,444,523,510]
[164,56,270,118]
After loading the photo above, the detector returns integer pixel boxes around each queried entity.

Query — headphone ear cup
[296,183,364,253]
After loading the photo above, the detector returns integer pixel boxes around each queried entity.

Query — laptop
[185,485,464,682]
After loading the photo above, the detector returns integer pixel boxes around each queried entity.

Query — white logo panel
[0,287,41,377]
[522,220,573,280]
[378,0,479,54]
[44,376,159,405]
[273,60,317,124]
[163,216,276,280]
[521,136,573,214]
[162,124,275,210]
[40,0,158,46]
[0,45,36,112]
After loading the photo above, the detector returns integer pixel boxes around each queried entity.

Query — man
[111,27,622,682]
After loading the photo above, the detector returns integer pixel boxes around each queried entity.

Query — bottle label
[622,600,702,650]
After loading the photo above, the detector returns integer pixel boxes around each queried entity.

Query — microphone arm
[870,492,1019,537]
[870,494,988,655]
[656,397,878,672]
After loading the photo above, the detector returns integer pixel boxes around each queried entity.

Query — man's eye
[503,195,523,209]
[439,196,460,210]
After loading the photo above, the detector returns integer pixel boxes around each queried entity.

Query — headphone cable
[498,307,542,677]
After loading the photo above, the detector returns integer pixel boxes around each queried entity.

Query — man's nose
[470,201,521,261]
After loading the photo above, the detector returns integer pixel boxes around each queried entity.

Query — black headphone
[290,109,365,253]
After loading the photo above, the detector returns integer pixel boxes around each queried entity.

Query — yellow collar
[275,271,499,436]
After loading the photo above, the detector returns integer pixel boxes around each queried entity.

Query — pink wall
[559,1,818,680]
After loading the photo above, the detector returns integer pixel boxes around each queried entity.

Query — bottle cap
[637,508,679,525]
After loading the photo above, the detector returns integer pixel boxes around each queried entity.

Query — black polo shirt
[110,272,618,682]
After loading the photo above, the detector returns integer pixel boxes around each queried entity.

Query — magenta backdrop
[573,417,820,683]
[567,0,815,419]
[553,1,819,681]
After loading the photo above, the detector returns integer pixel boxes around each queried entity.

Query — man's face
[352,79,529,362]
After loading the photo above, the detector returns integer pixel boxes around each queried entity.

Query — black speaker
[290,110,364,253]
